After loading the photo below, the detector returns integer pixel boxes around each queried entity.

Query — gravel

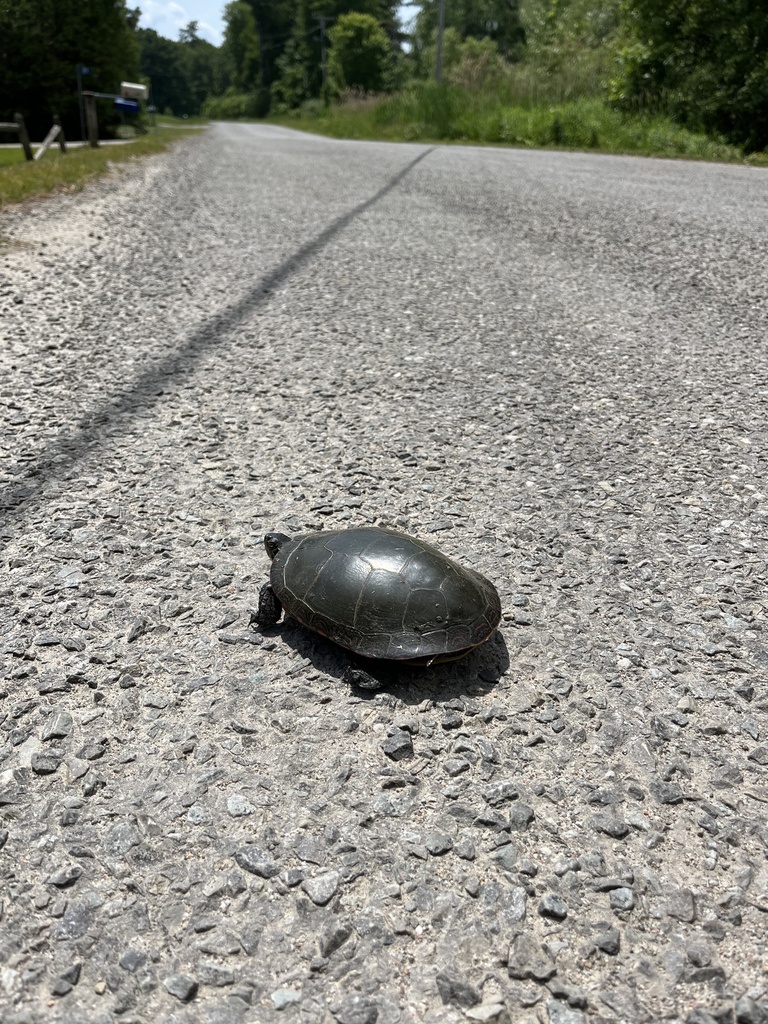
[1,121,768,1022]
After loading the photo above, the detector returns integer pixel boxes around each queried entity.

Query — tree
[247,0,297,88]
[327,11,392,92]
[412,0,526,61]
[177,21,226,114]
[136,28,189,115]
[271,0,319,108]
[0,0,139,139]
[223,2,261,91]
[424,30,509,91]
[612,0,768,151]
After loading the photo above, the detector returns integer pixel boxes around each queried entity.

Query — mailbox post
[82,92,100,147]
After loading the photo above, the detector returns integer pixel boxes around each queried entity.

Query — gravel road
[1,122,768,1024]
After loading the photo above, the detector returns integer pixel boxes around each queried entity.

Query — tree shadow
[0,144,436,535]
[271,616,510,705]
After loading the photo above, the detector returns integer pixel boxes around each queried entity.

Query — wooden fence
[0,113,67,161]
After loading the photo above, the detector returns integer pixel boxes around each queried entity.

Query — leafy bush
[328,13,393,94]
[273,84,744,163]
[612,0,768,152]
[202,87,270,119]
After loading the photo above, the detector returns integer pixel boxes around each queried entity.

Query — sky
[138,1,419,46]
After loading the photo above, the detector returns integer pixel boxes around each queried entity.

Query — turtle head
[264,532,290,560]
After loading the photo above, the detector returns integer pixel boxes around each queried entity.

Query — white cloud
[138,1,223,45]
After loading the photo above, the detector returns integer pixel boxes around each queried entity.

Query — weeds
[273,86,746,163]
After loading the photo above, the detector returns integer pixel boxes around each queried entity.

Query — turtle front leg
[251,584,283,629]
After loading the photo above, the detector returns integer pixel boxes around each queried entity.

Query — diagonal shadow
[0,146,435,532]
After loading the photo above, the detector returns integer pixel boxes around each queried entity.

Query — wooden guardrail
[0,113,67,161]
[34,117,67,160]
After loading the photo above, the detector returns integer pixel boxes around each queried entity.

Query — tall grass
[274,82,746,162]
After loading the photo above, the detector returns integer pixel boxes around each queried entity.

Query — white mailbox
[120,82,149,101]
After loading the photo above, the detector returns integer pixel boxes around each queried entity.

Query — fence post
[54,114,67,154]
[83,93,99,147]
[14,113,33,161]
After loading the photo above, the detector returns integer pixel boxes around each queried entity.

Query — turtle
[253,526,501,684]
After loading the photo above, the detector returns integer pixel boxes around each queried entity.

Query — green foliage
[177,22,226,114]
[137,29,189,117]
[612,0,768,151]
[248,0,298,87]
[0,0,139,140]
[274,85,745,163]
[512,0,621,101]
[202,87,270,118]
[270,0,318,109]
[223,2,261,91]
[271,38,316,108]
[412,0,526,62]
[137,23,225,117]
[420,30,510,91]
[327,12,393,93]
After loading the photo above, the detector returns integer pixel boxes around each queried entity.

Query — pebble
[30,752,61,775]
[666,888,697,923]
[507,935,557,981]
[331,994,379,1024]
[233,845,280,878]
[319,917,353,957]
[547,1001,587,1024]
[380,730,413,761]
[465,1003,508,1022]
[444,757,471,776]
[271,987,302,1009]
[491,844,519,871]
[508,803,535,831]
[302,871,340,906]
[592,813,630,838]
[45,864,82,888]
[197,963,235,987]
[595,927,621,955]
[610,888,637,912]
[425,832,453,855]
[455,837,476,860]
[226,793,256,817]
[162,974,198,1002]
[42,711,73,740]
[539,894,568,920]
[435,971,481,1008]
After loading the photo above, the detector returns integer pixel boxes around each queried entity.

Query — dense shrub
[202,87,270,119]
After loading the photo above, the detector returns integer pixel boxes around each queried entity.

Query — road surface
[1,122,767,1024]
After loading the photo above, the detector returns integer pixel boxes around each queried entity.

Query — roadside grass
[0,126,205,209]
[155,114,210,127]
[0,149,29,167]
[271,85,754,164]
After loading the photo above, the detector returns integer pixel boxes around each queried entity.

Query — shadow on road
[271,617,510,704]
[0,145,435,533]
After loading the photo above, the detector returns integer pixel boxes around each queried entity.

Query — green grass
[155,114,210,127]
[0,148,30,167]
[0,126,206,209]
[270,84,753,164]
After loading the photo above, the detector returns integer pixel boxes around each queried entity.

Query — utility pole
[435,0,446,82]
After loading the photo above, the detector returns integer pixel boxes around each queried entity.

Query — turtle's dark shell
[267,526,501,662]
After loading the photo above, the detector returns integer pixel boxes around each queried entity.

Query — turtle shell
[269,526,501,662]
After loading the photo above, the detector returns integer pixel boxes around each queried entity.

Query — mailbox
[120,82,148,101]
[115,97,141,114]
